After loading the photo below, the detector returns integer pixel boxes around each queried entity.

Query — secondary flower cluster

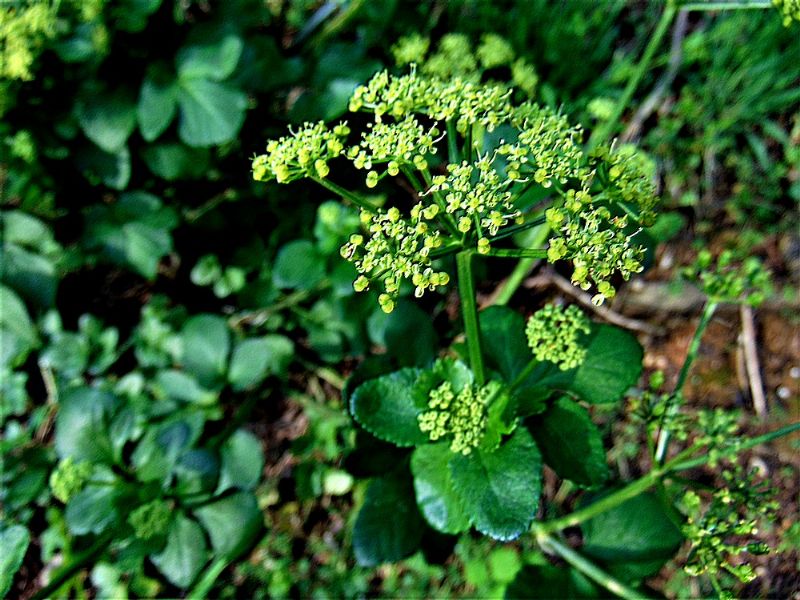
[49,457,93,503]
[418,380,498,455]
[0,1,56,81]
[681,466,777,585]
[525,304,591,370]
[773,0,800,25]
[128,499,173,540]
[682,249,772,306]
[251,121,349,183]
[339,204,449,313]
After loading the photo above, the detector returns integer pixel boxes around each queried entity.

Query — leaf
[177,35,244,81]
[151,513,208,588]
[154,370,217,405]
[0,285,38,367]
[1,244,57,308]
[132,419,198,483]
[194,492,262,559]
[449,427,542,540]
[138,75,177,142]
[350,368,429,447]
[217,430,264,493]
[141,143,210,180]
[173,449,220,497]
[528,397,608,488]
[410,443,470,534]
[581,491,684,580]
[366,300,437,367]
[228,335,294,390]
[55,387,119,464]
[0,525,30,598]
[177,78,247,147]
[272,240,326,291]
[505,564,600,599]
[75,144,132,190]
[179,314,230,388]
[353,471,424,566]
[66,484,122,535]
[479,306,531,383]
[76,90,137,153]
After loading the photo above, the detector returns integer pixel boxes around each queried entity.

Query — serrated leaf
[177,78,247,147]
[350,368,429,447]
[179,314,230,387]
[151,513,208,588]
[581,491,684,580]
[0,525,30,598]
[353,471,424,566]
[528,397,608,488]
[177,35,244,81]
[217,430,264,493]
[194,492,262,560]
[138,75,177,142]
[449,428,542,541]
[410,443,470,534]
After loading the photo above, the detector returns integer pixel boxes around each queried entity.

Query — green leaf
[75,144,131,190]
[194,492,262,559]
[0,525,30,598]
[449,428,542,541]
[141,143,210,180]
[505,564,600,599]
[410,443,470,534]
[528,397,608,488]
[479,306,531,382]
[112,0,162,32]
[132,419,198,483]
[217,430,264,493]
[138,75,177,142]
[177,78,247,147]
[1,244,57,308]
[350,368,429,447]
[353,471,424,566]
[581,491,684,580]
[179,314,230,387]
[367,300,437,367]
[76,90,137,153]
[66,483,122,535]
[151,513,208,588]
[0,285,38,367]
[154,370,217,405]
[177,35,244,81]
[174,448,220,497]
[55,387,119,464]
[228,335,294,390]
[272,240,325,291]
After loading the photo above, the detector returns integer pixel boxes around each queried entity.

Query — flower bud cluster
[347,116,441,186]
[391,33,430,66]
[426,155,522,253]
[128,499,172,540]
[546,190,646,305]
[773,0,800,26]
[339,204,449,312]
[682,249,772,306]
[597,143,658,226]
[252,121,350,183]
[681,465,777,585]
[423,33,478,80]
[418,380,498,454]
[49,457,93,503]
[500,103,586,187]
[0,2,57,81]
[525,304,591,370]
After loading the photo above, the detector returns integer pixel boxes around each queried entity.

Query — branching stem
[456,250,486,385]
[312,177,375,211]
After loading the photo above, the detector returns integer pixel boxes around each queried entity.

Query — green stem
[446,120,460,163]
[654,300,719,464]
[679,0,771,10]
[588,0,677,150]
[456,250,485,385]
[534,531,651,600]
[418,167,461,236]
[31,532,114,600]
[488,216,547,242]
[312,177,374,211]
[494,257,537,306]
[535,444,700,535]
[484,248,548,259]
[187,557,229,600]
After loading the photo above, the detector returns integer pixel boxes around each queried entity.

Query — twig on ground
[523,270,663,335]
[740,304,767,417]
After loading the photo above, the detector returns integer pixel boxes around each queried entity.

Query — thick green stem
[312,177,375,211]
[456,250,486,385]
[31,532,114,600]
[187,557,229,600]
[654,300,719,464]
[534,531,651,600]
[484,248,548,259]
[588,0,677,150]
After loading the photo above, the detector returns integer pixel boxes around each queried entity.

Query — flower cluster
[0,1,57,81]
[418,380,498,454]
[598,143,659,226]
[339,204,449,312]
[391,33,430,66]
[251,121,349,183]
[773,0,800,26]
[128,499,173,540]
[682,249,772,306]
[347,116,441,186]
[525,304,591,370]
[680,466,777,586]
[423,33,478,80]
[49,457,93,503]
[426,155,522,252]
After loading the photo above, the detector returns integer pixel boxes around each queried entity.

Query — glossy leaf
[177,78,247,147]
[410,443,470,534]
[0,525,30,598]
[194,492,262,559]
[179,314,230,388]
[151,513,208,588]
[217,430,264,493]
